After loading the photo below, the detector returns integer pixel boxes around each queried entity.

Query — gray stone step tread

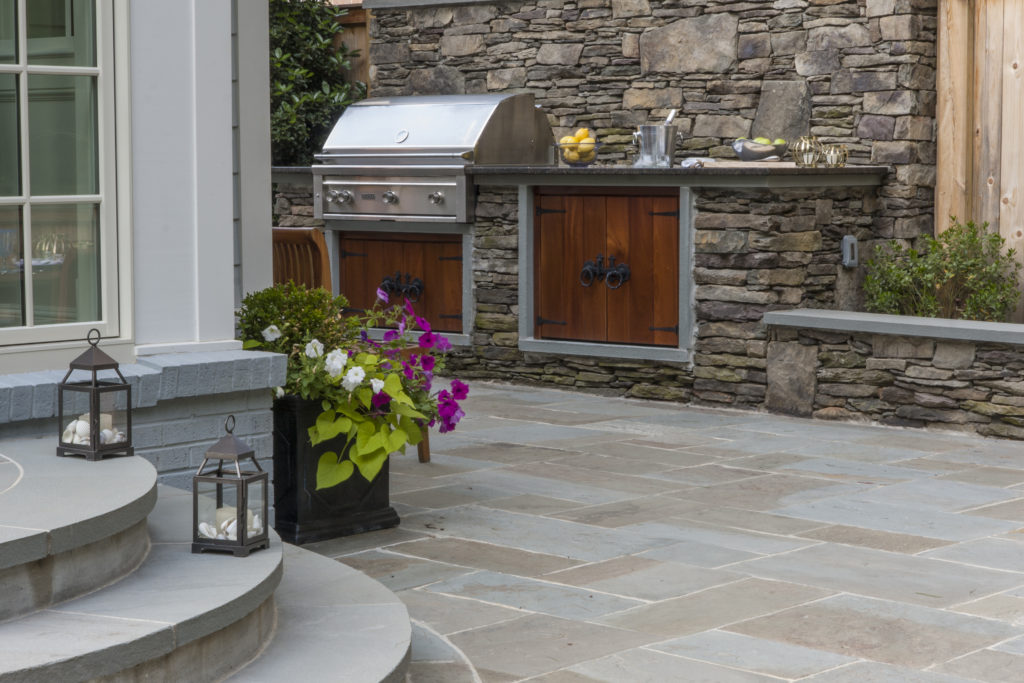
[228,543,411,683]
[0,486,282,683]
[0,436,157,570]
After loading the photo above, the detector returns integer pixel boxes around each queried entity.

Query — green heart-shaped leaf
[316,452,354,490]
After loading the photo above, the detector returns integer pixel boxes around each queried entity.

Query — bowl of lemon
[556,128,601,167]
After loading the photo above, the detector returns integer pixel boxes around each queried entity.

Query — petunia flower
[376,287,389,303]
[305,339,324,358]
[370,378,385,394]
[435,335,453,352]
[325,349,346,378]
[450,379,469,400]
[418,331,437,349]
[262,324,282,342]
[371,391,391,410]
[342,366,366,391]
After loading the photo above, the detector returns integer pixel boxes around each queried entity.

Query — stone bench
[764,309,1024,438]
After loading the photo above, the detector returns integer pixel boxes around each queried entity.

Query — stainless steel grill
[313,93,554,223]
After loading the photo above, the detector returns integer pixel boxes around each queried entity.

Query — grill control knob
[327,189,354,204]
[382,190,399,205]
[428,191,445,205]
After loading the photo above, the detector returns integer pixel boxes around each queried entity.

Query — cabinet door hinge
[340,249,367,258]
[440,313,463,320]
[648,325,679,333]
[438,255,463,262]
[648,210,679,217]
[537,316,567,326]
[536,207,566,216]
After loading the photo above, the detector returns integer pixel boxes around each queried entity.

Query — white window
[0,0,122,346]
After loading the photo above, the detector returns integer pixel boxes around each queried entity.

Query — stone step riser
[0,520,150,623]
[93,599,275,683]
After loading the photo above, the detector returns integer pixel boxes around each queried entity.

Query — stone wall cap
[364,0,485,7]
[765,309,1024,345]
[470,162,889,188]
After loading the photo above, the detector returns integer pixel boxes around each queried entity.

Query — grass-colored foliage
[270,0,365,166]
[237,282,357,389]
[864,217,1022,322]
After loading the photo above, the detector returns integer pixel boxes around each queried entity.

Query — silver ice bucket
[633,125,678,168]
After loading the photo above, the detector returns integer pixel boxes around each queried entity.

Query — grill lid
[317,93,553,166]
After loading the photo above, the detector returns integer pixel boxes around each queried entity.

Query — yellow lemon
[573,127,592,142]
[577,149,595,162]
[577,137,596,154]
[559,135,578,147]
[563,148,580,162]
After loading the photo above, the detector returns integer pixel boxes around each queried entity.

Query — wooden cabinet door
[338,232,462,333]
[534,195,607,342]
[605,196,679,347]
[534,190,678,347]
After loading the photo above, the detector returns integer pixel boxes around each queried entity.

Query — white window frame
[0,0,128,351]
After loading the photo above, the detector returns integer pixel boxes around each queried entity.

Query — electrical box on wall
[841,235,858,268]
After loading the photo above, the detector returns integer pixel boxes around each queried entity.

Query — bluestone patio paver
[308,381,1024,681]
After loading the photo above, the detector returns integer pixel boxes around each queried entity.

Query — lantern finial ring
[87,328,102,347]
[224,415,236,434]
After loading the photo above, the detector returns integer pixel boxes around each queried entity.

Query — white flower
[304,339,324,358]
[274,386,285,399]
[261,324,282,342]
[325,349,347,378]
[370,378,385,394]
[342,366,366,392]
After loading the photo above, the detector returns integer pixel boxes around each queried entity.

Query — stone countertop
[468,161,890,188]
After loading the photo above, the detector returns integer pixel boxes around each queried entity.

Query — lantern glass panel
[59,380,129,449]
[245,477,266,540]
[195,478,243,541]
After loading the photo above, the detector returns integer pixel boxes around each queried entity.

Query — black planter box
[272,395,399,544]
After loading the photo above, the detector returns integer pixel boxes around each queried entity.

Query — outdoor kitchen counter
[468,161,889,188]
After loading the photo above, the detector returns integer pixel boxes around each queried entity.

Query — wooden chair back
[272,227,332,290]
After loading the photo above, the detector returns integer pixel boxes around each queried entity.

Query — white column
[131,0,239,351]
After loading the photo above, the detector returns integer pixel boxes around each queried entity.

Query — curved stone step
[0,486,282,683]
[0,437,157,621]
[226,543,411,683]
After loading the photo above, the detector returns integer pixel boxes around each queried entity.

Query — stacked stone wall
[447,182,880,408]
[369,0,937,240]
[273,180,323,228]
[768,328,1024,440]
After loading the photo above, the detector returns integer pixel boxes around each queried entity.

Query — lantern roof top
[68,329,120,372]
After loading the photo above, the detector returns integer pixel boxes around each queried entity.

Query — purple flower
[450,379,469,400]
[435,335,453,352]
[421,354,436,372]
[376,287,389,304]
[402,362,415,380]
[360,330,369,342]
[415,316,431,333]
[418,331,437,349]
[383,329,400,342]
[371,391,391,411]
[437,391,465,433]
[404,299,415,316]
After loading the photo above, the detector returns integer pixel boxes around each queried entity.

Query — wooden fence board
[936,0,974,231]
[973,0,1004,234]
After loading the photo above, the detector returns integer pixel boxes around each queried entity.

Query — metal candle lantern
[822,144,848,168]
[57,329,133,460]
[192,416,269,557]
[792,136,822,168]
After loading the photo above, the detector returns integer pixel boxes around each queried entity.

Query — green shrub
[237,283,358,390]
[269,0,365,166]
[864,217,1022,322]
